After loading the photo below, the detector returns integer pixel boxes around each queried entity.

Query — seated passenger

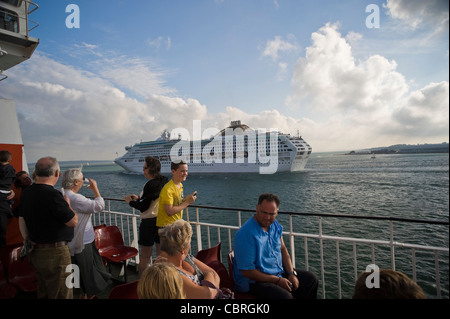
[138,261,185,299]
[158,219,221,299]
[233,193,318,299]
[352,268,427,299]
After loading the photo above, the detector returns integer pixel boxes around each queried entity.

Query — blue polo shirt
[233,216,284,292]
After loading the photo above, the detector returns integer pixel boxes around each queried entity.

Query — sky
[1,0,448,162]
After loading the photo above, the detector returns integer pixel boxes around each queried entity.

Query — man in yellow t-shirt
[156,161,197,227]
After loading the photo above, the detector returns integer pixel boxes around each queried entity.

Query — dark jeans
[249,269,318,299]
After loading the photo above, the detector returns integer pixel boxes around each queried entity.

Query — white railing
[92,198,449,299]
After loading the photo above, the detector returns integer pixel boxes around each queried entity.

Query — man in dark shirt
[18,156,78,299]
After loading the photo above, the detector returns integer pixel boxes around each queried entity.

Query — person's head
[34,157,60,180]
[171,160,188,183]
[14,171,32,188]
[352,269,427,299]
[159,219,193,256]
[143,156,162,179]
[255,193,280,230]
[61,168,84,191]
[0,150,12,164]
[137,261,185,299]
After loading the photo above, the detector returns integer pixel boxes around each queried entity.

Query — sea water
[35,152,449,298]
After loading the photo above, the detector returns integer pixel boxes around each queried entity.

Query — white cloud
[384,0,449,32]
[262,35,299,61]
[390,81,449,136]
[97,57,175,99]
[147,36,172,50]
[286,23,448,151]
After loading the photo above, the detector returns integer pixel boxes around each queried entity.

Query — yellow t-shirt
[156,179,184,227]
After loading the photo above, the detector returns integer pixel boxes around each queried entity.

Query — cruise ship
[114,121,312,174]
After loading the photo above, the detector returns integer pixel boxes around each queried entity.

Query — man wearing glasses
[233,193,318,299]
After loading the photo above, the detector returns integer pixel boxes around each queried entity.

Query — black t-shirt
[18,183,75,243]
[0,163,16,192]
[128,175,169,212]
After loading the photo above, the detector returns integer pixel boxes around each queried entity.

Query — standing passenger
[156,160,197,228]
[62,168,111,298]
[124,156,168,275]
[7,171,32,245]
[0,150,16,247]
[18,157,78,299]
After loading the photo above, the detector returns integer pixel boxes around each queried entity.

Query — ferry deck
[87,198,449,299]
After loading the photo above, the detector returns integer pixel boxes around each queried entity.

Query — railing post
[434,251,441,298]
[389,220,395,270]
[289,214,295,268]
[318,216,325,299]
[336,240,341,299]
[131,209,139,265]
[196,207,202,252]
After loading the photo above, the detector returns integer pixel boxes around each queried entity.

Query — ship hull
[115,157,309,174]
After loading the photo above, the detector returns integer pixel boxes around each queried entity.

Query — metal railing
[92,198,449,299]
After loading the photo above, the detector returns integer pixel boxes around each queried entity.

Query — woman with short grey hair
[62,168,111,298]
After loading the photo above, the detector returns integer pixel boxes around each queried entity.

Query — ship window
[0,6,19,32]
[0,0,21,6]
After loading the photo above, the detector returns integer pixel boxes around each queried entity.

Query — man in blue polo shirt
[233,193,318,299]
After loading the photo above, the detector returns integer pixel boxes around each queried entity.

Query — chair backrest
[0,243,22,275]
[208,260,234,290]
[195,242,221,265]
[93,223,106,231]
[107,280,139,299]
[7,246,33,277]
[7,246,37,292]
[95,225,125,250]
[226,250,257,299]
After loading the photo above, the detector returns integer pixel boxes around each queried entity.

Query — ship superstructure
[114,121,312,174]
[0,0,39,81]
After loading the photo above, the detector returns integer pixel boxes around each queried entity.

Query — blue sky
[1,0,448,161]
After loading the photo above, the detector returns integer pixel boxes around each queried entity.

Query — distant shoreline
[345,142,449,155]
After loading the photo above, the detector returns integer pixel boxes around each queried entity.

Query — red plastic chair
[207,260,234,290]
[0,260,17,299]
[94,224,109,266]
[7,246,38,293]
[107,280,139,299]
[195,243,233,290]
[95,226,138,282]
[227,250,257,299]
[93,223,107,231]
[195,242,221,264]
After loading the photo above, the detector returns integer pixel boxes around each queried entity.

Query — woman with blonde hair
[159,219,221,299]
[138,262,185,299]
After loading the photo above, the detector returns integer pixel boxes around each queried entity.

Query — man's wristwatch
[287,270,297,276]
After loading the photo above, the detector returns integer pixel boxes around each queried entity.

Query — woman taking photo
[124,156,168,275]
[62,168,111,298]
